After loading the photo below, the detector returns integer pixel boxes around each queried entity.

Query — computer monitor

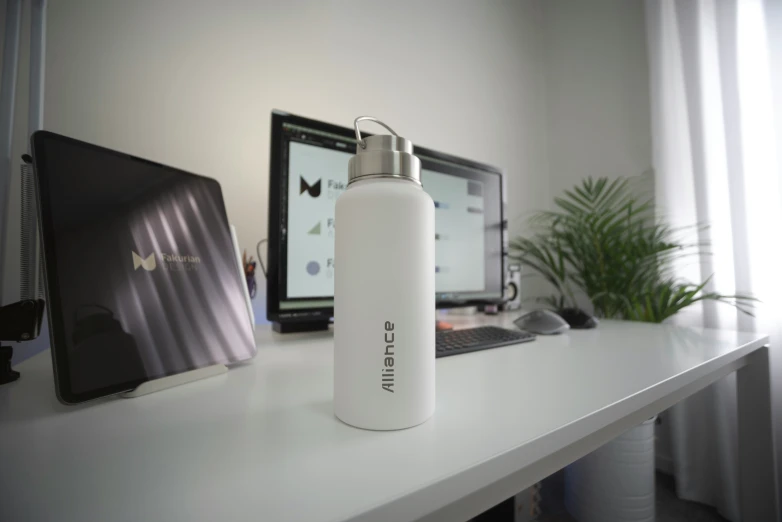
[267,110,505,332]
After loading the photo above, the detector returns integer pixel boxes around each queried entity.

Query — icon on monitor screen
[306,261,320,276]
[300,176,322,198]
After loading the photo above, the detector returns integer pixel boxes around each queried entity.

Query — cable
[256,239,268,278]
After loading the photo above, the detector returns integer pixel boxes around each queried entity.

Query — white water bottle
[334,117,435,430]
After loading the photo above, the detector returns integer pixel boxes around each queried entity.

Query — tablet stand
[120,364,228,398]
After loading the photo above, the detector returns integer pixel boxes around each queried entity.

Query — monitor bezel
[267,110,506,325]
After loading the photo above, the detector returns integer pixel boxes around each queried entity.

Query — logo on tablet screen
[132,251,201,272]
[132,252,157,271]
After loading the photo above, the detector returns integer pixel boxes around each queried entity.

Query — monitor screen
[268,111,505,324]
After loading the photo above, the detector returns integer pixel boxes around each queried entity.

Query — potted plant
[509,176,753,522]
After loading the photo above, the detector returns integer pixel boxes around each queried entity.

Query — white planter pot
[565,417,656,522]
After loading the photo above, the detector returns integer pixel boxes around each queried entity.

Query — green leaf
[508,175,756,320]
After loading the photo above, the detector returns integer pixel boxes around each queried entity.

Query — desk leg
[737,346,780,521]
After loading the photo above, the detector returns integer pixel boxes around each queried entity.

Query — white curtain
[646,0,782,520]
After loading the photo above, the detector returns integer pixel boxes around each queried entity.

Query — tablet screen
[33,132,256,403]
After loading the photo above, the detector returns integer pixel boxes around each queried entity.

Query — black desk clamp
[0,154,46,385]
[0,299,46,384]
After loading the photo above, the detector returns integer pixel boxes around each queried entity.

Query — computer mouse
[513,309,570,335]
[557,308,599,329]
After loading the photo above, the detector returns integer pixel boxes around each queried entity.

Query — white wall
[503,0,652,310]
[40,0,549,263]
[3,0,652,325]
[541,0,653,199]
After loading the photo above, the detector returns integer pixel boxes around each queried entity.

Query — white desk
[0,314,777,522]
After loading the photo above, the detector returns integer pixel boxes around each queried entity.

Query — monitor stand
[272,321,330,334]
[121,364,228,398]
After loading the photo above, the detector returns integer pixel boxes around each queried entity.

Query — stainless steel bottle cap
[348,117,421,186]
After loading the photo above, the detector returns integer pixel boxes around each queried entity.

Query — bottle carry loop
[353,117,399,149]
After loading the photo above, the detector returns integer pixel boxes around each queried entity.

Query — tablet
[32,131,257,404]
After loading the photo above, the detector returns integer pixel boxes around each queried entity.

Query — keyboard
[435,326,536,358]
